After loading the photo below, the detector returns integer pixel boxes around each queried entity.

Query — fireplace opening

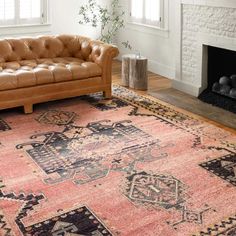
[198,46,236,114]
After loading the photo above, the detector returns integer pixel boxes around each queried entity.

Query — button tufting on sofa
[0,34,119,113]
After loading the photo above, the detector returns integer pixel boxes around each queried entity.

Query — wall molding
[0,24,52,38]
[126,23,169,38]
[172,79,201,97]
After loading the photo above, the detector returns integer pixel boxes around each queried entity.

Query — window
[0,0,48,26]
[130,0,163,28]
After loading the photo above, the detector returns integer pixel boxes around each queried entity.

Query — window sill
[126,22,169,38]
[0,23,51,37]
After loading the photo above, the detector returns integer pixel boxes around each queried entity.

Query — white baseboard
[148,59,175,80]
[116,54,175,80]
[172,80,201,97]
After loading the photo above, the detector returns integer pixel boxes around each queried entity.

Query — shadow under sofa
[0,34,119,113]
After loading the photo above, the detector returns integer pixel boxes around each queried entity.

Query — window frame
[0,0,49,27]
[129,0,165,29]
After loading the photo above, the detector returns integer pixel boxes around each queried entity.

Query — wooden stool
[129,56,148,90]
[121,54,133,87]
[121,54,148,90]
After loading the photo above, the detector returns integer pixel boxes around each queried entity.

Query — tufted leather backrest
[0,35,96,63]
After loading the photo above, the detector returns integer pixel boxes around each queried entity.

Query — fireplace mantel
[173,0,236,96]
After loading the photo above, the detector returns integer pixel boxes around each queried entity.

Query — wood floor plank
[112,60,236,133]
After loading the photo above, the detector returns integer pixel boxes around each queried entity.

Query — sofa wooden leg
[103,90,112,99]
[24,104,33,114]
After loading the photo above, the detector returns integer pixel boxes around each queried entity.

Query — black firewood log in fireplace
[212,75,236,99]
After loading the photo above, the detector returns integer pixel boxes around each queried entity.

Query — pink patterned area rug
[0,85,236,236]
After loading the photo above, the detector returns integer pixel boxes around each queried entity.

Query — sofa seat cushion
[0,57,102,91]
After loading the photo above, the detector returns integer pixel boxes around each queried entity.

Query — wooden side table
[121,54,148,90]
[121,54,132,87]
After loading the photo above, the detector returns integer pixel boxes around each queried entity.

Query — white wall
[51,0,110,39]
[117,0,176,79]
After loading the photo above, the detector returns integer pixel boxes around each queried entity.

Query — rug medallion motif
[125,171,210,228]
[16,120,165,185]
[36,110,77,125]
[21,206,112,236]
[200,153,236,186]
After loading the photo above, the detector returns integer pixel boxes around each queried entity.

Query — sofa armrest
[89,40,119,67]
[88,40,119,86]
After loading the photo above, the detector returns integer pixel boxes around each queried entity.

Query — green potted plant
[78,0,131,49]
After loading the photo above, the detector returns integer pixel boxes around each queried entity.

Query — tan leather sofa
[0,35,119,113]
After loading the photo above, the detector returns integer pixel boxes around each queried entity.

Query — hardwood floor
[112,60,236,133]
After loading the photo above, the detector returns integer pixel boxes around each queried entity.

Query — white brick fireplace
[173,0,236,96]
